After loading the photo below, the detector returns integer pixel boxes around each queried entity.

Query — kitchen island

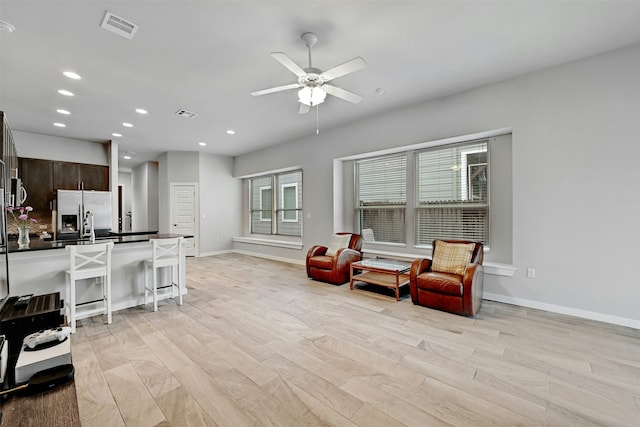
[7,233,190,315]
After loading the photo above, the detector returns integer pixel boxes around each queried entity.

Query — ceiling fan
[251,32,367,114]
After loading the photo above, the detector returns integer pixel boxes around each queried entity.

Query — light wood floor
[71,253,640,426]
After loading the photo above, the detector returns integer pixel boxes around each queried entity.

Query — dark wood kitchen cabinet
[52,161,80,191]
[78,163,110,191]
[53,161,109,191]
[19,158,55,211]
[19,158,109,211]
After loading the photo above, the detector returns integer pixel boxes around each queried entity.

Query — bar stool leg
[143,262,148,307]
[152,264,158,312]
[70,277,76,334]
[106,274,112,324]
[177,264,183,306]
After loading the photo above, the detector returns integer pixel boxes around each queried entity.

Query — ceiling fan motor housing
[299,68,325,87]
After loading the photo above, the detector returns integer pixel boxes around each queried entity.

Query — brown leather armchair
[306,233,363,285]
[409,239,484,316]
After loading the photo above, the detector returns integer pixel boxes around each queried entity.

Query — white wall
[158,151,199,234]
[132,162,149,230]
[233,43,640,327]
[13,131,108,165]
[131,161,159,232]
[198,153,242,255]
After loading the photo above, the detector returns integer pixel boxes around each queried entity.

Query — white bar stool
[65,241,114,333]
[144,237,184,312]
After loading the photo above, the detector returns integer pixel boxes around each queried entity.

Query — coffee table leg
[350,265,354,291]
[395,272,400,301]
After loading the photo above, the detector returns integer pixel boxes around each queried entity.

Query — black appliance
[0,292,63,361]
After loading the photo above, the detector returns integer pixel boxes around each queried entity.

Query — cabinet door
[79,164,109,191]
[53,162,80,190]
[19,158,54,211]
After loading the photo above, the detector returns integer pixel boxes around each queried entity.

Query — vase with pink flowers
[7,205,38,248]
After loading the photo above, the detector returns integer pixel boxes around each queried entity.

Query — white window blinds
[355,155,407,243]
[415,140,489,244]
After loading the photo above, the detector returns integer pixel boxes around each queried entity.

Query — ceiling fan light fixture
[298,86,326,106]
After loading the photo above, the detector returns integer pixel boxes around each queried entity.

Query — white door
[170,183,197,256]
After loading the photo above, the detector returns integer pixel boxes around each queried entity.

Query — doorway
[169,183,198,256]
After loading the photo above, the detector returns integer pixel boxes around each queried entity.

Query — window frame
[259,186,272,222]
[248,169,303,237]
[280,182,299,223]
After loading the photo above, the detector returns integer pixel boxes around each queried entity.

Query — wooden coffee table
[350,258,412,301]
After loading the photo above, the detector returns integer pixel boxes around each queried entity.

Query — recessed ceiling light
[198,142,207,146]
[122,122,133,128]
[57,89,74,96]
[135,108,148,114]
[53,122,66,127]
[56,109,71,115]
[63,71,81,80]
[123,155,132,160]
[112,133,122,137]
[226,129,236,135]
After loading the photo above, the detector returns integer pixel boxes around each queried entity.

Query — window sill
[233,236,303,250]
[362,248,516,277]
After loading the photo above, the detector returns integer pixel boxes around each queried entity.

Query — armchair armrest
[410,258,432,281]
[462,263,483,287]
[306,245,328,259]
[334,248,361,270]
[462,263,484,316]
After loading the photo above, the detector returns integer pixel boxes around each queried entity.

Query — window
[249,170,302,236]
[415,139,489,244]
[281,183,298,222]
[259,186,272,221]
[355,155,407,243]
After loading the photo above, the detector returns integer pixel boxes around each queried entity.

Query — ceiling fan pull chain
[316,105,320,135]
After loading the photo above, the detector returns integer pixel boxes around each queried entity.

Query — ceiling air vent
[101,11,139,40]
[175,109,199,119]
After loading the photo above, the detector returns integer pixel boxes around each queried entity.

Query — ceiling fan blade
[321,57,366,81]
[270,52,307,77]
[298,103,310,114]
[323,84,363,104]
[251,83,301,97]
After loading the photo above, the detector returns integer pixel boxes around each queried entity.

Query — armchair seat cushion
[308,256,334,270]
[414,272,463,296]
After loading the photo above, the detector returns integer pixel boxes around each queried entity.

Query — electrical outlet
[527,268,536,278]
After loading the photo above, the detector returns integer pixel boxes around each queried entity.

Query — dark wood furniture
[19,157,109,211]
[18,158,54,211]
[53,161,108,191]
[1,381,81,426]
[350,258,412,300]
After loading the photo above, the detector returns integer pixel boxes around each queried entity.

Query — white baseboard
[483,292,640,330]
[197,249,233,257]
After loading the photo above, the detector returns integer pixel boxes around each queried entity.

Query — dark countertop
[8,233,192,253]
[108,230,159,236]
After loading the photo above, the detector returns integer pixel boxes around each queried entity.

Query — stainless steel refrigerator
[0,159,9,312]
[57,190,112,239]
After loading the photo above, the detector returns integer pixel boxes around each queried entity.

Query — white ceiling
[1,1,640,168]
